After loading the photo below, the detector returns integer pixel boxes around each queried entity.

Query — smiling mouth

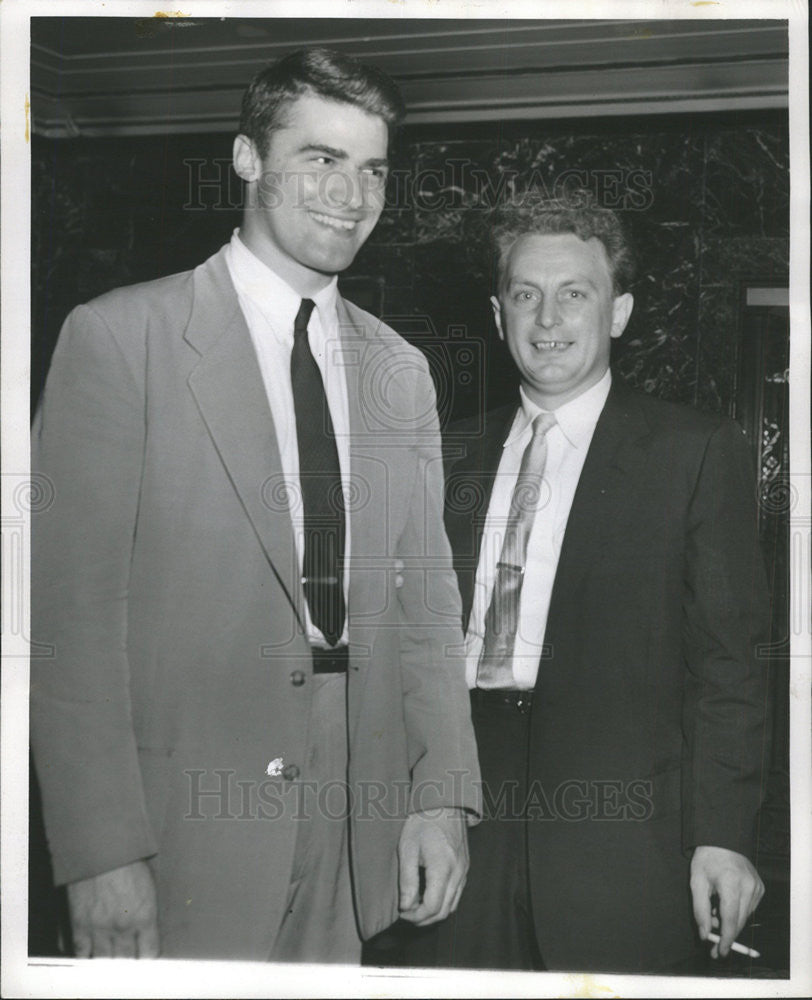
[532,341,572,351]
[309,210,358,232]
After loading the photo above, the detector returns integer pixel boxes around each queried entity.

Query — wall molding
[30,17,789,137]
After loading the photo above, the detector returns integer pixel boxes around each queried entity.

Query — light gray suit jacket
[31,246,481,959]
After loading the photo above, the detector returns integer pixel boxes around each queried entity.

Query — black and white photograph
[1,1,809,997]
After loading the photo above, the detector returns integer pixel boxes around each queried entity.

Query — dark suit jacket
[30,246,481,959]
[443,379,771,973]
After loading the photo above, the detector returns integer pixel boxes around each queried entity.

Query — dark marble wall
[31,111,789,423]
[358,115,790,423]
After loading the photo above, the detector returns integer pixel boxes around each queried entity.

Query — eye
[514,289,537,303]
[563,289,585,300]
[313,155,335,167]
[361,167,388,185]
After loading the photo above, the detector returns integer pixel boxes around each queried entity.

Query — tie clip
[496,561,525,575]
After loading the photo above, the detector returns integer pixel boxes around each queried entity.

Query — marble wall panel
[613,222,701,407]
[350,242,415,290]
[406,129,707,232]
[368,206,416,246]
[361,124,788,418]
[695,285,741,413]
[703,127,790,238]
[698,235,790,285]
[693,234,789,414]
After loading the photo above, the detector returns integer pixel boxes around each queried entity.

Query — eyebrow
[509,276,598,290]
[298,143,389,168]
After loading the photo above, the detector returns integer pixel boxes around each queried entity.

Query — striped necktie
[476,411,556,688]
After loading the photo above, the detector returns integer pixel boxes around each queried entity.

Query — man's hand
[67,860,159,958]
[690,845,764,958]
[398,807,468,926]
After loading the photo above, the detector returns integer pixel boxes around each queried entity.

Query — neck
[238,221,333,298]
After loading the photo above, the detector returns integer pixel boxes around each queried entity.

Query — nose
[535,295,560,329]
[323,168,365,211]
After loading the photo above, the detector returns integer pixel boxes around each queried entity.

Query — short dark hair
[489,189,636,295]
[239,47,405,157]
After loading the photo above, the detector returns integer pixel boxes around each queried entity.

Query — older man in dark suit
[393,193,771,974]
[30,48,480,963]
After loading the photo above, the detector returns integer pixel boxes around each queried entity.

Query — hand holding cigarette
[689,845,765,958]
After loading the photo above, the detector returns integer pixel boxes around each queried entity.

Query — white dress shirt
[225,230,351,647]
[466,369,612,689]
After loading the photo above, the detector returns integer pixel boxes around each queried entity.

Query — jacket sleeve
[394,362,482,822]
[681,417,773,861]
[30,303,157,885]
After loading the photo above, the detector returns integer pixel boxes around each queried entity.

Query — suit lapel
[539,381,651,676]
[185,249,306,634]
[337,296,369,622]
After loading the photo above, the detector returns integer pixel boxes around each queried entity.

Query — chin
[307,249,357,274]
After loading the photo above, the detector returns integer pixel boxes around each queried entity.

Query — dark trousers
[362,693,711,975]
[363,689,545,971]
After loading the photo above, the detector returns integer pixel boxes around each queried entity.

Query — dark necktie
[290,298,346,646]
[476,411,556,688]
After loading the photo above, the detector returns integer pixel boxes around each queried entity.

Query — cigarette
[706,931,761,959]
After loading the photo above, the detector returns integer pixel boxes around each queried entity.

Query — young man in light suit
[31,48,480,963]
[395,193,771,974]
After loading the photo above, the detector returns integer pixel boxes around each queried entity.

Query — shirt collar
[505,369,612,449]
[227,229,338,335]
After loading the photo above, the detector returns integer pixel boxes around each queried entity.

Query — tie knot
[294,298,316,338]
[532,411,556,439]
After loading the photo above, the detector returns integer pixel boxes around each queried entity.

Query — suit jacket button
[283,764,299,781]
[290,670,306,686]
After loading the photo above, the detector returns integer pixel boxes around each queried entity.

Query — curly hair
[239,47,405,157]
[489,189,636,295]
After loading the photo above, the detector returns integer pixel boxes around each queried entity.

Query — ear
[490,295,505,341]
[610,292,634,339]
[233,134,261,183]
